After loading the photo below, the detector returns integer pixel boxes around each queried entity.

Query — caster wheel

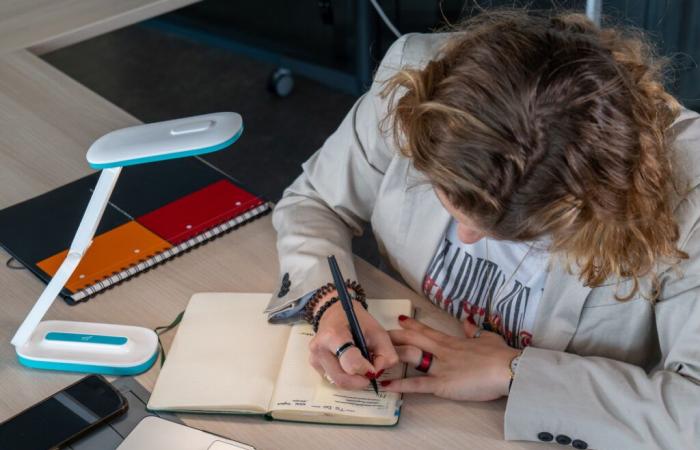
[268,68,294,97]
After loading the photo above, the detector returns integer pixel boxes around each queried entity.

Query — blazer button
[537,432,553,442]
[277,285,289,298]
[555,435,572,445]
[572,439,588,449]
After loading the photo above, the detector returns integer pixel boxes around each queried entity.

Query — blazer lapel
[532,259,591,351]
[394,168,451,293]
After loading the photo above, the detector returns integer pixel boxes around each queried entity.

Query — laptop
[116,416,254,450]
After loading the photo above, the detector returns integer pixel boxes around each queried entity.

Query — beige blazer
[265,33,700,450]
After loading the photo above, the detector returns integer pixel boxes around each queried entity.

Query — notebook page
[311,358,403,417]
[148,293,290,414]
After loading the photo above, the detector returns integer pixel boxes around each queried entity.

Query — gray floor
[42,24,382,266]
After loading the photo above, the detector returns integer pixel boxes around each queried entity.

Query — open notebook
[147,293,412,426]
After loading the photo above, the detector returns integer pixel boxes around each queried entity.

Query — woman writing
[265,10,700,449]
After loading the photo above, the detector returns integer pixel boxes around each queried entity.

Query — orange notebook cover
[37,222,172,293]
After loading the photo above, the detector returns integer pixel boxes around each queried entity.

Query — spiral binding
[69,202,272,302]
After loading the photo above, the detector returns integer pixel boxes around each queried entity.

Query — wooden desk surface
[0,0,199,57]
[0,50,545,449]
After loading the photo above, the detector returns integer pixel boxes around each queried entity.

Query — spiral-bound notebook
[0,157,270,304]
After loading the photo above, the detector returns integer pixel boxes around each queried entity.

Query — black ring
[335,341,355,358]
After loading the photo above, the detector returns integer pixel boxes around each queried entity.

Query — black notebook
[0,157,270,304]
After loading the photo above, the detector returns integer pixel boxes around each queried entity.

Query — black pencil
[327,255,379,395]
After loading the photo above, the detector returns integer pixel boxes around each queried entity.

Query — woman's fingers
[396,345,442,374]
[337,345,376,378]
[317,350,370,390]
[399,315,452,343]
[462,318,481,338]
[367,325,400,372]
[462,317,499,340]
[308,352,326,378]
[310,327,373,389]
[327,333,377,377]
[395,345,422,366]
[313,300,398,378]
[389,329,442,355]
[381,376,438,394]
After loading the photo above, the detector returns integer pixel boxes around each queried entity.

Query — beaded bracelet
[307,280,368,333]
[311,295,368,333]
[312,297,340,333]
[303,279,367,323]
[303,282,335,323]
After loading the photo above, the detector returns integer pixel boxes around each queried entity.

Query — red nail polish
[380,380,392,387]
[398,314,408,322]
[467,315,476,325]
[365,371,377,379]
[377,369,385,377]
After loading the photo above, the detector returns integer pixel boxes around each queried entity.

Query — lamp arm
[11,167,122,347]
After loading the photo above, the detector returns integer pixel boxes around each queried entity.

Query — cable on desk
[154,310,185,367]
[6,257,26,270]
[370,0,402,38]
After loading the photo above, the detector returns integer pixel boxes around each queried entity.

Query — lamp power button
[170,120,215,135]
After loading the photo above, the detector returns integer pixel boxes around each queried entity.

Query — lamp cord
[154,310,185,367]
[369,0,402,38]
[6,257,26,270]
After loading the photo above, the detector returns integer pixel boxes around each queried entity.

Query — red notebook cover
[136,179,264,245]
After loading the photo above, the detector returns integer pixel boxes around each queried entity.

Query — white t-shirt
[422,220,550,348]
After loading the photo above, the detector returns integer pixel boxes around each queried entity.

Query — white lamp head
[87,112,243,169]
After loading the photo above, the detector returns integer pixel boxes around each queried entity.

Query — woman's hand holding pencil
[308,290,398,391]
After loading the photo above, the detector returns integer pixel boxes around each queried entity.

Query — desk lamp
[10,112,243,375]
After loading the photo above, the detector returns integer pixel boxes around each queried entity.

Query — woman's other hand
[382,316,520,401]
[308,295,399,390]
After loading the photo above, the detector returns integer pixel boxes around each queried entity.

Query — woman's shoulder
[662,108,700,291]
[670,108,700,216]
[400,32,454,67]
[364,33,457,167]
[671,107,700,187]
[376,32,455,82]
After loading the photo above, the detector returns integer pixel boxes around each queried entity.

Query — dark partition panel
[162,0,698,110]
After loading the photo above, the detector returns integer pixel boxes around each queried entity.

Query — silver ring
[473,329,482,339]
[335,341,355,358]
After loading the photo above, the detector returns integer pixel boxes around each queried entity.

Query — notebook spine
[70,202,272,302]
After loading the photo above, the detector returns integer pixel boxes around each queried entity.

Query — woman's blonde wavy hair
[383,10,688,299]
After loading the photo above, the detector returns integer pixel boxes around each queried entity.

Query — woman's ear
[455,222,486,244]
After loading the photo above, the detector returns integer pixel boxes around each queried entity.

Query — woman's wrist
[305,281,366,318]
[313,290,339,315]
[302,283,337,322]
[309,282,368,333]
[502,348,523,397]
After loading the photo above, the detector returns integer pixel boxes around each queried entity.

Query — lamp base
[15,320,159,376]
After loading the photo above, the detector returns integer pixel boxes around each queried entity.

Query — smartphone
[0,374,128,450]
